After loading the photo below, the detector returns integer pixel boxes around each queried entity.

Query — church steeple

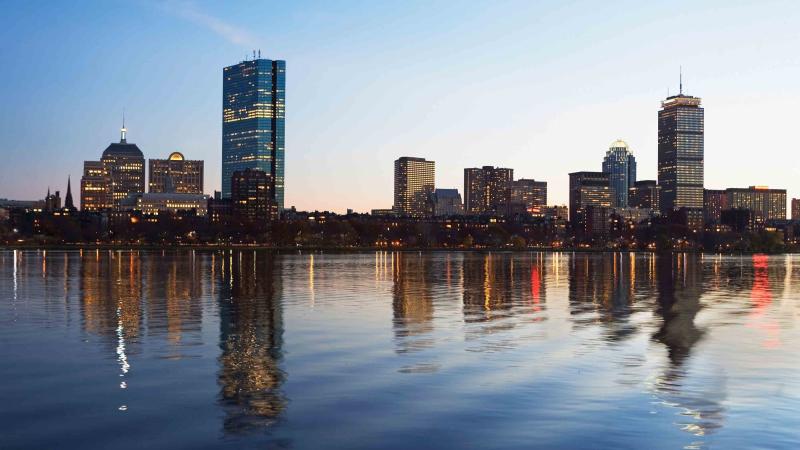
[64,175,75,211]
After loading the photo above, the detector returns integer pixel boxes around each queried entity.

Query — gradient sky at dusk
[1,0,799,212]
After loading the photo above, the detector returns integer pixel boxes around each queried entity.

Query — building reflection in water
[79,250,143,411]
[462,253,514,326]
[216,250,286,433]
[568,253,646,343]
[391,252,434,354]
[651,253,725,443]
[143,251,203,350]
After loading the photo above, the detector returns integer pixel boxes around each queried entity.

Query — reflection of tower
[217,251,285,433]
[651,253,725,440]
[392,253,434,353]
[653,254,703,364]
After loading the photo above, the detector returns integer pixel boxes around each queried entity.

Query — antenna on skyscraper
[679,66,683,95]
[253,50,256,60]
[121,108,127,143]
[258,49,261,58]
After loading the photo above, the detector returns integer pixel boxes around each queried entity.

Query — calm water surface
[1,250,799,449]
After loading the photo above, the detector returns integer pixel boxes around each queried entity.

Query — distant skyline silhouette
[1,1,799,212]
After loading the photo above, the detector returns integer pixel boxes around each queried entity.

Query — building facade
[79,125,145,211]
[431,188,464,217]
[134,193,210,217]
[231,168,277,225]
[568,171,611,223]
[393,157,435,217]
[601,140,636,207]
[80,161,111,211]
[149,152,204,194]
[464,166,514,215]
[44,188,61,212]
[629,180,659,211]
[793,198,800,221]
[657,90,704,216]
[509,179,547,215]
[703,189,728,224]
[726,186,786,221]
[222,58,286,211]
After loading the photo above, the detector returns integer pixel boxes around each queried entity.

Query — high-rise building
[231,168,277,224]
[222,58,286,211]
[80,161,111,211]
[430,188,464,217]
[658,82,704,216]
[149,152,204,194]
[726,186,786,221]
[703,189,728,224]
[602,140,636,207]
[793,198,800,221]
[393,157,435,217]
[509,179,547,215]
[629,180,659,210]
[568,171,611,223]
[84,123,146,210]
[464,166,514,215]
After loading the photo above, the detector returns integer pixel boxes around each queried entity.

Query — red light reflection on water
[748,254,780,349]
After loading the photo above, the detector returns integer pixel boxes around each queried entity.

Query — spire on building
[64,175,75,210]
[121,109,127,143]
[679,66,683,95]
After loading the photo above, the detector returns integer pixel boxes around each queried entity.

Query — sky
[1,0,800,213]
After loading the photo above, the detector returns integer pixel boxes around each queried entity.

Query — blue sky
[1,0,799,212]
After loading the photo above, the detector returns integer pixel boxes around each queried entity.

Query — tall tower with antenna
[657,69,704,229]
[221,56,286,211]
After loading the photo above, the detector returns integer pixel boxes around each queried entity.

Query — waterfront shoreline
[1,244,797,255]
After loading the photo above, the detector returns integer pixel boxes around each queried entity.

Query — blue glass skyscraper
[222,58,286,209]
[602,140,636,207]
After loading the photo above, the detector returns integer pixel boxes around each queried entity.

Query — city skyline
[2,1,800,212]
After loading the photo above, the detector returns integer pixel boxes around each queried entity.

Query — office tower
[222,57,286,211]
[80,161,111,211]
[393,157,435,217]
[602,140,636,207]
[568,171,611,223]
[726,186,786,221]
[793,198,800,221]
[431,188,464,217]
[64,176,76,211]
[44,188,61,212]
[93,123,145,209]
[149,152,204,194]
[703,189,728,224]
[231,168,277,224]
[629,180,660,210]
[464,166,514,215]
[658,79,704,219]
[509,179,547,215]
